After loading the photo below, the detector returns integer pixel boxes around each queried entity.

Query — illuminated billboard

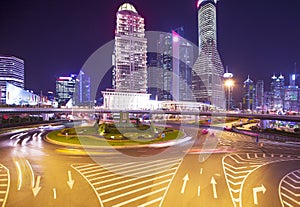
[6,82,40,106]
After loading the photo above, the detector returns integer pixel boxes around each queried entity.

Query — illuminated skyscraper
[192,0,225,108]
[270,74,285,111]
[55,74,76,106]
[157,28,193,101]
[74,70,91,106]
[113,3,147,92]
[103,3,150,110]
[0,55,24,104]
[242,76,255,110]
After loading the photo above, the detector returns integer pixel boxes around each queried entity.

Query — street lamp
[224,79,234,111]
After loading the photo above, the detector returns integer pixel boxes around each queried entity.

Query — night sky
[1,0,300,100]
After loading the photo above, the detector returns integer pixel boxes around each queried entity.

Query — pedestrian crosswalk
[279,169,300,207]
[0,164,9,207]
[72,158,182,207]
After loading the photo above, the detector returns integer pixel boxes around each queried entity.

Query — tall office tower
[255,80,264,111]
[55,74,77,106]
[284,85,299,112]
[74,70,91,106]
[289,73,300,87]
[0,55,24,104]
[270,74,285,111]
[113,3,147,92]
[147,57,163,100]
[157,28,194,101]
[192,0,225,108]
[242,76,255,110]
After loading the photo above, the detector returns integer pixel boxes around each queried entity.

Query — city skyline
[0,0,300,95]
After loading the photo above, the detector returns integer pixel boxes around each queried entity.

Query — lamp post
[224,79,234,111]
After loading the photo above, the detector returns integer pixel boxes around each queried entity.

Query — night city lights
[0,0,300,207]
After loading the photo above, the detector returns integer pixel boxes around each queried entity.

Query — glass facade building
[0,55,24,104]
[192,0,225,108]
[74,70,91,106]
[242,76,255,110]
[55,74,76,106]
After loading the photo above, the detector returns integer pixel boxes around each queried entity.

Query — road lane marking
[13,139,20,146]
[198,186,201,197]
[253,184,266,205]
[112,187,167,207]
[72,158,181,207]
[180,174,189,194]
[96,167,177,191]
[90,160,179,185]
[25,160,35,188]
[211,177,218,199]
[200,168,203,174]
[53,188,57,199]
[0,164,10,207]
[67,170,75,189]
[102,179,170,203]
[98,172,173,196]
[32,176,41,197]
[279,169,300,207]
[15,161,22,191]
[137,196,162,207]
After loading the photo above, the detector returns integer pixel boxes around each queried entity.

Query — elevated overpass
[0,107,299,122]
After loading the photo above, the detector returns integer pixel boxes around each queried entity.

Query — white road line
[15,161,22,191]
[53,188,57,199]
[77,165,102,172]
[86,158,177,176]
[0,184,7,187]
[73,163,95,169]
[21,137,31,146]
[200,168,203,174]
[85,159,177,178]
[283,180,300,189]
[0,175,7,177]
[281,192,300,205]
[224,172,247,180]
[137,197,162,207]
[112,187,167,207]
[92,165,179,185]
[282,200,294,207]
[98,173,173,196]
[102,179,169,203]
[91,160,179,185]
[96,166,177,191]
[223,163,251,170]
[0,191,6,193]
[281,186,300,196]
[25,160,35,188]
[198,186,201,197]
[0,179,8,181]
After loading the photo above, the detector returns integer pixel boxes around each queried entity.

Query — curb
[44,134,192,149]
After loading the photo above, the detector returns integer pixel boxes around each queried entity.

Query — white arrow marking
[253,184,266,205]
[67,170,75,189]
[211,176,218,199]
[32,176,41,197]
[25,160,35,188]
[53,188,57,199]
[180,174,189,194]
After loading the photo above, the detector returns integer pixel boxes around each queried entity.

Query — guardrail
[0,107,299,122]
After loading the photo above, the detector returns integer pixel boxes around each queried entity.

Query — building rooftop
[118,3,137,14]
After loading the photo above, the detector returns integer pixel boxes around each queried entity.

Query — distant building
[270,74,285,111]
[55,74,77,106]
[255,80,264,110]
[0,55,24,104]
[192,0,225,108]
[74,70,91,106]
[242,76,255,110]
[289,73,300,87]
[284,85,299,112]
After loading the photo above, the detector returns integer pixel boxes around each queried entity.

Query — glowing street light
[224,79,234,111]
